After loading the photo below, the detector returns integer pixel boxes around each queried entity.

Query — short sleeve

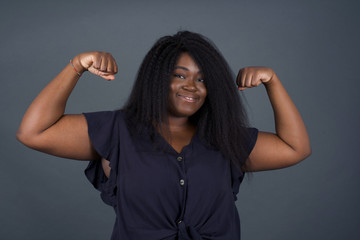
[243,127,258,158]
[83,111,121,206]
[231,127,258,200]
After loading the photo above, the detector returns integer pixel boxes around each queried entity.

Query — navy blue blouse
[83,110,258,240]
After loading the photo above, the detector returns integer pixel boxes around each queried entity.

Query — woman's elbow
[296,143,312,163]
[303,145,312,159]
[16,128,38,149]
[16,128,26,143]
[16,129,29,146]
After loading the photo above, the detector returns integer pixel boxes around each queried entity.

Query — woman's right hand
[73,51,118,81]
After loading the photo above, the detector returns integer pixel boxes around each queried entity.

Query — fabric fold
[178,221,201,240]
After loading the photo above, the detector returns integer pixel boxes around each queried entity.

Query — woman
[17,31,311,239]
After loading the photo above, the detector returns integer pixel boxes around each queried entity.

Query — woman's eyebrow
[174,66,203,73]
[174,66,189,71]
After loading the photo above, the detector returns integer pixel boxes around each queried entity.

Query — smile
[178,94,198,103]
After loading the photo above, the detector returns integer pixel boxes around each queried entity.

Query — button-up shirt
[84,110,258,240]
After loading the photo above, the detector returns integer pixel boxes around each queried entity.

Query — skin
[16,51,311,177]
[165,53,207,153]
[237,67,311,171]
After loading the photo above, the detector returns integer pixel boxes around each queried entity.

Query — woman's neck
[161,116,196,153]
[166,116,193,132]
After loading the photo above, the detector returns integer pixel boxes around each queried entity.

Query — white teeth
[185,97,194,100]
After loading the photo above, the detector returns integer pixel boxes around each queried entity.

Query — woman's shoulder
[83,109,125,122]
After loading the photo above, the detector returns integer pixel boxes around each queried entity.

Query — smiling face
[167,52,207,119]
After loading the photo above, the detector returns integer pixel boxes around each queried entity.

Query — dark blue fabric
[83,110,258,240]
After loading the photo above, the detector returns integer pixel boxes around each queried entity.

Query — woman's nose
[183,78,197,91]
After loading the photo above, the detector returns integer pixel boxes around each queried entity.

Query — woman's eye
[174,74,185,79]
[197,78,205,83]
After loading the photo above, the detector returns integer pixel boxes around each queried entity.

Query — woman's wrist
[264,72,280,89]
[72,55,87,74]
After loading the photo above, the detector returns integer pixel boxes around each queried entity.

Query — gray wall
[1,0,359,239]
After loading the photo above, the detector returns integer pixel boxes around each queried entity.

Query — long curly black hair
[123,31,253,170]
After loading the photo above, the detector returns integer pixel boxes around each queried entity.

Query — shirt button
[177,220,182,224]
[177,156,183,162]
[179,179,185,186]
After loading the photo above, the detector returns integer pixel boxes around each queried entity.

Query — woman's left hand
[236,67,275,90]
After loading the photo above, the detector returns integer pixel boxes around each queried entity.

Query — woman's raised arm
[237,67,311,171]
[16,52,118,160]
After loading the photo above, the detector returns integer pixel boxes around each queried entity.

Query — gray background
[1,0,359,239]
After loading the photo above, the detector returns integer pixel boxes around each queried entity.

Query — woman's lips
[177,94,198,102]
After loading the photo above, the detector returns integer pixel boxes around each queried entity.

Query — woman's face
[167,52,207,118]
